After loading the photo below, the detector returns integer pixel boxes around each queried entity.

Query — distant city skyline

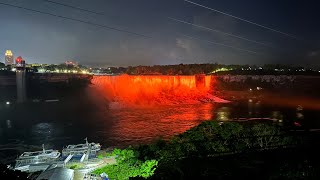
[2,49,79,66]
[1,48,319,69]
[0,0,320,66]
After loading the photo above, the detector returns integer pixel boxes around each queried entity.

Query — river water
[0,82,320,164]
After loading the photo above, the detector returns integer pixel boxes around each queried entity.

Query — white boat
[14,145,61,171]
[62,138,101,158]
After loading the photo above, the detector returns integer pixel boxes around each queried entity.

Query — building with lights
[15,56,26,69]
[5,50,14,65]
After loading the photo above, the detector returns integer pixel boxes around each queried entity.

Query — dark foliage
[134,121,319,179]
[0,164,28,180]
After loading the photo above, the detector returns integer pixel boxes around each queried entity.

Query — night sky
[0,0,319,66]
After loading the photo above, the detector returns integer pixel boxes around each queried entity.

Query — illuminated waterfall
[92,75,217,105]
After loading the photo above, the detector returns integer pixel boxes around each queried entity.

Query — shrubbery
[93,148,158,180]
[94,121,300,179]
[138,121,297,162]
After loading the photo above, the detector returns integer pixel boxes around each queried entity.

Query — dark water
[0,85,320,163]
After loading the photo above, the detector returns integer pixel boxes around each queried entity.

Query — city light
[5,50,13,56]
[211,68,231,74]
[38,68,45,73]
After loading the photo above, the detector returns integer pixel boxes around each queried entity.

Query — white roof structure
[36,167,74,180]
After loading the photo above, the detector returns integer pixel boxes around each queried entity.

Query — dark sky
[0,0,320,66]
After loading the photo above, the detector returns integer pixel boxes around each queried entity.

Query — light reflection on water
[105,103,215,146]
[1,86,320,163]
[6,120,12,129]
[31,123,53,139]
[216,107,231,121]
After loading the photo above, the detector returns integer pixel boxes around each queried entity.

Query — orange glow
[108,103,215,144]
[92,75,216,105]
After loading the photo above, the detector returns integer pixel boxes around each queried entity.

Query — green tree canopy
[93,148,158,180]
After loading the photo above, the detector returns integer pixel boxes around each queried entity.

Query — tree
[57,64,68,72]
[45,64,56,72]
[0,164,28,180]
[0,62,5,69]
[139,160,158,178]
[93,149,158,179]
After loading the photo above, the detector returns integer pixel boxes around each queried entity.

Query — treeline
[136,121,300,163]
[106,63,319,75]
[125,64,222,75]
[3,61,319,75]
[31,64,89,74]
[134,121,316,179]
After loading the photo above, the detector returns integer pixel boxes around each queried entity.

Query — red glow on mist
[108,103,215,144]
[92,75,216,105]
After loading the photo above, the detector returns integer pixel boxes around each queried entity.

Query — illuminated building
[5,50,14,65]
[15,56,26,68]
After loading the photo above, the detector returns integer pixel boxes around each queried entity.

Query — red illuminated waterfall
[92,75,223,105]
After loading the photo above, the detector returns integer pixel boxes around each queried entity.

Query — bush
[93,149,158,180]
